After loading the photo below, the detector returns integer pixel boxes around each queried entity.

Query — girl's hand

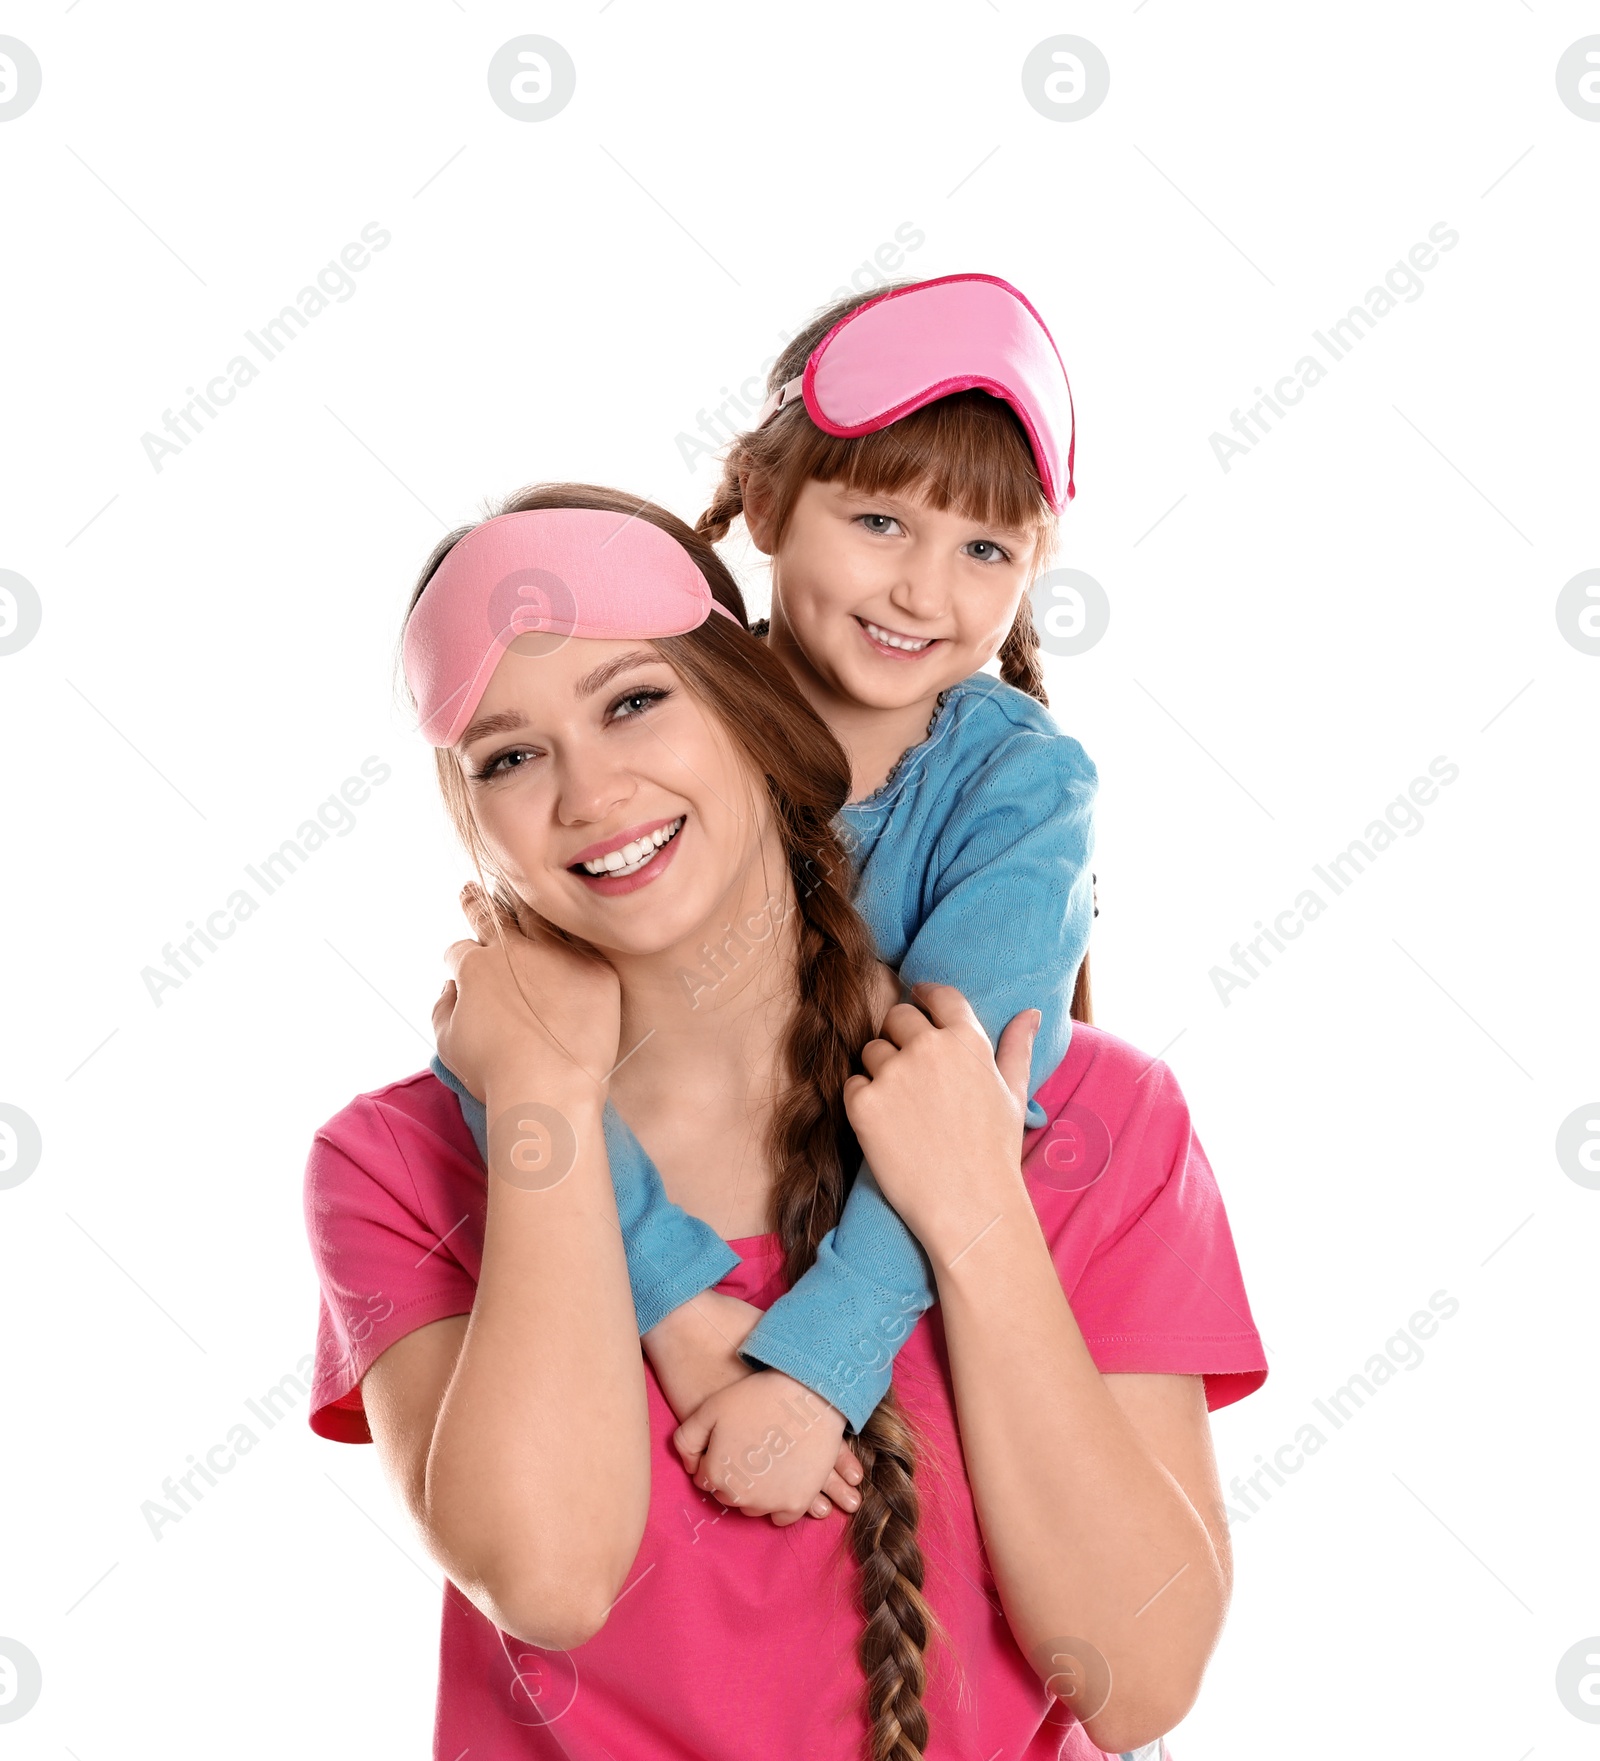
[843,981,1040,1266]
[644,1290,768,1423]
[672,1372,864,1526]
[433,883,622,1102]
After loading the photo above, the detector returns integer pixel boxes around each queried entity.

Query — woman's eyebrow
[457,651,664,748]
[458,709,528,747]
[573,648,662,698]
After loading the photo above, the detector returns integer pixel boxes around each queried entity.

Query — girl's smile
[855,615,944,661]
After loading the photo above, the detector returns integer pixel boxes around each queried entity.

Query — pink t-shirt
[304,1023,1267,1759]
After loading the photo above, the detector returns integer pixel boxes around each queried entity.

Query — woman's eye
[609,686,669,722]
[473,747,535,781]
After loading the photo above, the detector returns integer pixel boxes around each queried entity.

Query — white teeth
[863,619,932,652]
[580,816,684,877]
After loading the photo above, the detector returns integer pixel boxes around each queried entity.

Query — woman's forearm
[931,1179,1226,1752]
[425,1063,650,1647]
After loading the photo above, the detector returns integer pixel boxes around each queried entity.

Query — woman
[302,485,1267,1759]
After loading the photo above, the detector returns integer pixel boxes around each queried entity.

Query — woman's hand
[672,1371,863,1526]
[433,883,622,1102]
[843,981,1040,1266]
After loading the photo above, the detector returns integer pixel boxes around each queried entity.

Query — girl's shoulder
[932,672,1098,793]
[944,670,1063,730]
[843,674,1095,833]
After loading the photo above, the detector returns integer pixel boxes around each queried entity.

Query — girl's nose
[888,552,954,623]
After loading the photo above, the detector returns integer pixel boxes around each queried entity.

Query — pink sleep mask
[402,507,743,747]
[754,273,1075,512]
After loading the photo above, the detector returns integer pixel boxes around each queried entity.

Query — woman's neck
[600,847,800,1232]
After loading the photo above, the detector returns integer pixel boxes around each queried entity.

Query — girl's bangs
[808,391,1055,541]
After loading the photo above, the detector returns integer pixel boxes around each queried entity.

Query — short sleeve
[1034,1054,1267,1412]
[303,1097,481,1443]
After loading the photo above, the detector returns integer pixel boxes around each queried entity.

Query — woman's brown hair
[403,482,944,1760]
[694,287,1094,1025]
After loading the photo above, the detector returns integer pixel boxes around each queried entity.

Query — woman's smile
[570,813,688,895]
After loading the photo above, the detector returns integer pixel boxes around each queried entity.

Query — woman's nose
[554,749,635,827]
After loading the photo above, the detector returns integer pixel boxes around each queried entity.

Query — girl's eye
[857,514,902,537]
[964,539,1013,564]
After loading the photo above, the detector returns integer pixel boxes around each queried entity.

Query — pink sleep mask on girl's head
[754,273,1076,512]
[402,506,743,747]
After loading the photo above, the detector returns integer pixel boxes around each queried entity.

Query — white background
[2,2,1597,1755]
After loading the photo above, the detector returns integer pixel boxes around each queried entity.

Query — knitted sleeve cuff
[428,1056,738,1337]
[739,1229,935,1433]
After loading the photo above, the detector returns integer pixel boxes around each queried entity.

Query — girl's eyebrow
[837,485,1028,540]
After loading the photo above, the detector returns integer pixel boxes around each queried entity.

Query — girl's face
[455,638,773,959]
[756,475,1038,712]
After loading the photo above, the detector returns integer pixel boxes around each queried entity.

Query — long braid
[658,589,945,1758]
[850,1402,935,1759]
[767,818,942,1761]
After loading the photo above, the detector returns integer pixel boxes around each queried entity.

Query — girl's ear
[739,462,778,555]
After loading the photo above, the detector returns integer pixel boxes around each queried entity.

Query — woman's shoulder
[302,1071,484,1444]
[1026,1024,1269,1406]
[1035,1021,1194,1140]
[306,1069,478,1194]
[1028,1024,1207,1215]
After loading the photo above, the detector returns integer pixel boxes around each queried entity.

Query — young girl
[301,487,1267,1759]
[434,276,1102,1521]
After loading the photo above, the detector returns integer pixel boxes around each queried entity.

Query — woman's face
[757,475,1038,712]
[455,637,774,958]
